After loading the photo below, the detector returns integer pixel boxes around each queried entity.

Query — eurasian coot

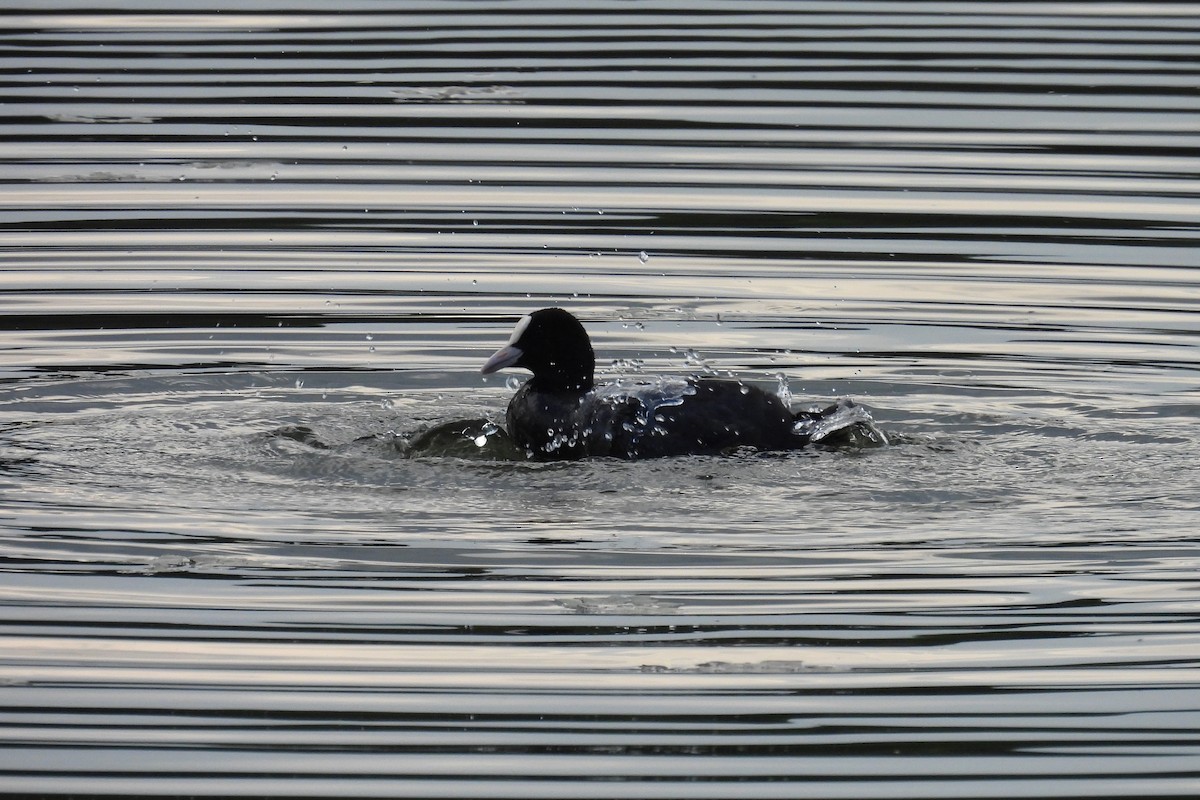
[481,308,878,460]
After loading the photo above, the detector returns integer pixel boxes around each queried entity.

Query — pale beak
[481,344,524,375]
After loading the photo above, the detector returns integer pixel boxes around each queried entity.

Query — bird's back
[507,377,805,460]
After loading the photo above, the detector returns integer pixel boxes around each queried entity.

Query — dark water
[3,3,1200,798]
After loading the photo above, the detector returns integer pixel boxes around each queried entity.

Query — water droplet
[473,434,487,447]
[294,378,303,389]
[775,373,792,406]
[380,397,394,409]
[638,251,649,263]
[365,333,374,341]
[505,375,522,391]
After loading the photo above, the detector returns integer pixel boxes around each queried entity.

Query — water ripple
[2,3,1200,798]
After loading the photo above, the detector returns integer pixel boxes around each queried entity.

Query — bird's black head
[481,308,595,392]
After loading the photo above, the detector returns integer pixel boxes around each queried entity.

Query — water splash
[473,420,500,447]
[775,372,792,407]
[794,399,889,447]
[593,377,697,440]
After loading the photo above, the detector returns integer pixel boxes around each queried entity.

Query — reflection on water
[2,2,1200,798]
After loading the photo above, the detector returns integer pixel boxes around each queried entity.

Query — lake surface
[2,2,1200,797]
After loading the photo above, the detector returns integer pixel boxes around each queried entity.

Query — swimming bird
[481,308,875,460]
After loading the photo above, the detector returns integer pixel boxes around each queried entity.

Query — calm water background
[2,2,1200,798]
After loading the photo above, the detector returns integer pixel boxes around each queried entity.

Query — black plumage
[481,308,864,460]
